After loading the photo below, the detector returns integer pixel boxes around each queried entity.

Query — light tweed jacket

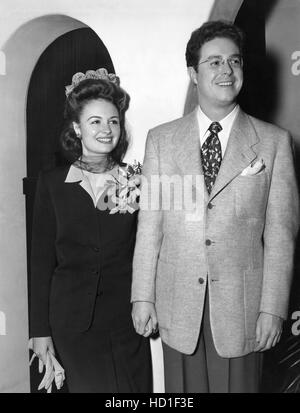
[131,108,299,357]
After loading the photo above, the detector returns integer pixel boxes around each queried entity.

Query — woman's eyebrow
[87,115,119,120]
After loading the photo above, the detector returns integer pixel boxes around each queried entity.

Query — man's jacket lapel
[209,110,259,201]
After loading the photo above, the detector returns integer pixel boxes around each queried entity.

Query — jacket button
[93,247,100,252]
[207,202,214,209]
[205,239,212,246]
[92,269,99,275]
[198,277,205,284]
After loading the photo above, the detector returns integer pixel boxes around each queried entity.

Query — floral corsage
[106,161,142,214]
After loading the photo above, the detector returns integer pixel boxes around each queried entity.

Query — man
[131,21,299,392]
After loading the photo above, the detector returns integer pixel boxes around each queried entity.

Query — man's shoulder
[246,113,290,140]
[149,111,194,137]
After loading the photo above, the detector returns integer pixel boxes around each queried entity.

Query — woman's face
[73,98,121,157]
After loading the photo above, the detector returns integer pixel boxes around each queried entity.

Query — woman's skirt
[52,298,152,393]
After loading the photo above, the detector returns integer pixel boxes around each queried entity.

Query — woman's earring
[74,129,81,139]
[73,123,81,139]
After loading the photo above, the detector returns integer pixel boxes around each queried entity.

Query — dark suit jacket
[30,165,137,337]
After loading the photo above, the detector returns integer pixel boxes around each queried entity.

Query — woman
[30,68,152,393]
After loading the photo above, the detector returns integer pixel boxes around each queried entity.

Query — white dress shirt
[196,104,240,157]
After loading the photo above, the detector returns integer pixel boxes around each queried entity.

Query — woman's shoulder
[38,165,72,184]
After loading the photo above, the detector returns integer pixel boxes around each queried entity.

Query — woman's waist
[90,296,133,332]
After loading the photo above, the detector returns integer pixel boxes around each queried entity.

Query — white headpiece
[65,68,120,97]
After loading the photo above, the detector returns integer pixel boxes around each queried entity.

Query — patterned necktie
[201,122,222,194]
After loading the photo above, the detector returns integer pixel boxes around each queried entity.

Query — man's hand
[254,312,283,352]
[132,301,158,337]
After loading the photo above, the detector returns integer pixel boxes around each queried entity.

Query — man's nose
[222,59,233,74]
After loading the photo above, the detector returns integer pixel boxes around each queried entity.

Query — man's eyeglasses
[198,55,243,71]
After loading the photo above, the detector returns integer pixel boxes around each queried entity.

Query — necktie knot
[208,122,222,135]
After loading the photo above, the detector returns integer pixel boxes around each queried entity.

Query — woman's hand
[132,301,158,337]
[32,336,55,366]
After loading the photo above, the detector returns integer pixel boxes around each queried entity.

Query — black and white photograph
[0,0,300,395]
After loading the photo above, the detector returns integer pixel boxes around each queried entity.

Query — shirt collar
[64,165,83,183]
[197,104,240,144]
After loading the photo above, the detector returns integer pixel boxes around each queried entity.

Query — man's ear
[188,66,198,86]
[73,122,81,138]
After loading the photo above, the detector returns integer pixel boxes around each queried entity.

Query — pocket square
[241,159,265,176]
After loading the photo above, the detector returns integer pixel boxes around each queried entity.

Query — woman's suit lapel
[64,164,97,206]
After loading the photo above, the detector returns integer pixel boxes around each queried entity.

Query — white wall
[0,0,214,392]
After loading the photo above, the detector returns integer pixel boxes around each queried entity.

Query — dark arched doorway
[24,27,114,392]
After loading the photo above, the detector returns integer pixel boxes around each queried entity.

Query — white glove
[29,339,65,393]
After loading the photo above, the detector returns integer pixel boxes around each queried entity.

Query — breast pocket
[234,171,269,219]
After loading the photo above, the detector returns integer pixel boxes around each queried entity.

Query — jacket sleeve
[30,172,56,337]
[131,130,163,303]
[260,133,299,319]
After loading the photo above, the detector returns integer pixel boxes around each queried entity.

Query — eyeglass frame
[198,54,243,71]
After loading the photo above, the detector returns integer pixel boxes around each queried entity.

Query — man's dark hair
[185,20,244,71]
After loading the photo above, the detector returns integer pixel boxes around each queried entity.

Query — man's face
[189,37,243,114]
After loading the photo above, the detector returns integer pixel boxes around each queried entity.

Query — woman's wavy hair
[60,78,130,165]
[185,20,244,71]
